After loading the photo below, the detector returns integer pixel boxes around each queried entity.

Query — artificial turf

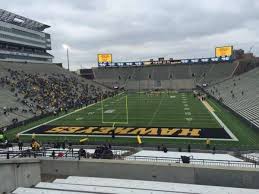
[6,92,259,150]
[49,92,220,128]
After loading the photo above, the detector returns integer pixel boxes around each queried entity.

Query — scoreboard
[97,54,112,63]
[215,46,233,57]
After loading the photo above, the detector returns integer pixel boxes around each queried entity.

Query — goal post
[101,95,129,126]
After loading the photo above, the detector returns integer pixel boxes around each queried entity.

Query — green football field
[49,92,220,128]
[6,91,259,150]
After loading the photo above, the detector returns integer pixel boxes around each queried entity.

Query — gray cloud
[1,0,259,70]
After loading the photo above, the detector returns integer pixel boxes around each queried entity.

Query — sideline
[19,133,239,141]
[201,100,238,141]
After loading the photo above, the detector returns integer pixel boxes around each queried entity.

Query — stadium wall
[124,79,195,90]
[0,159,41,193]
[41,158,259,189]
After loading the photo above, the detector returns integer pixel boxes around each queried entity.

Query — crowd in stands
[0,69,114,128]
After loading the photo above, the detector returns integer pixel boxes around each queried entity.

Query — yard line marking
[19,92,124,135]
[185,118,193,121]
[75,117,83,121]
[147,94,165,126]
[102,94,128,125]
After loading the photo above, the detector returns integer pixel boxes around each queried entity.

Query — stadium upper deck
[0,9,53,63]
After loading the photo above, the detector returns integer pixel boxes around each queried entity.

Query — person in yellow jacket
[31,139,40,151]
[0,134,4,142]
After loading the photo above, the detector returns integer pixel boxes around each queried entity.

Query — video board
[97,54,112,63]
[215,46,233,57]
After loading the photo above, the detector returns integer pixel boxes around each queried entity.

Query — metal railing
[242,153,259,163]
[126,155,258,168]
[0,149,258,168]
[0,148,125,160]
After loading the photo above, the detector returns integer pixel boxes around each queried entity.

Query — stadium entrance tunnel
[22,125,232,140]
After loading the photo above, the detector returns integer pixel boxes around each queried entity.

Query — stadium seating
[93,62,238,90]
[0,87,35,127]
[0,61,112,128]
[200,62,238,84]
[205,67,259,128]
[242,153,259,162]
[12,176,259,194]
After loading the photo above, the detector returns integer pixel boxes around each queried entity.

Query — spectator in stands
[93,145,113,159]
[1,69,113,127]
[51,150,56,159]
[12,118,18,124]
[78,148,86,158]
[162,146,168,153]
[57,152,64,158]
[0,130,7,145]
[212,146,216,154]
[31,139,40,151]
[4,139,12,149]
[112,129,115,139]
[18,140,23,151]
[188,144,191,152]
[68,142,72,150]
[62,141,66,150]
[0,133,4,143]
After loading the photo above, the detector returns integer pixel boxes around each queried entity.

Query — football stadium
[6,48,259,150]
[0,4,259,194]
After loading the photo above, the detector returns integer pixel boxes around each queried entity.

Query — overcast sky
[2,0,259,70]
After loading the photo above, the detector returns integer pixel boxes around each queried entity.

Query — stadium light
[62,44,70,71]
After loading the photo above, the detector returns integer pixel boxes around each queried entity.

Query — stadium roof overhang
[0,9,50,32]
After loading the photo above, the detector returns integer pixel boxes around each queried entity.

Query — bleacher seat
[93,62,238,90]
[0,61,112,128]
[13,176,259,194]
[205,67,259,128]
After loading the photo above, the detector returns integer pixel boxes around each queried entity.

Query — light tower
[62,44,70,71]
